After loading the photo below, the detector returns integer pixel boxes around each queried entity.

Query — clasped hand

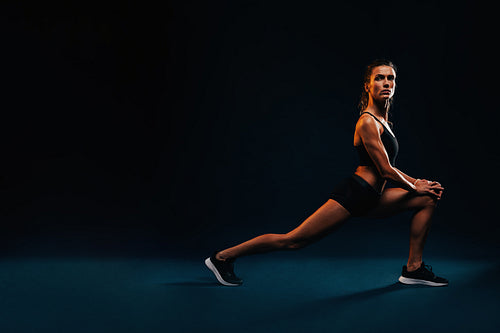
[414,179,444,200]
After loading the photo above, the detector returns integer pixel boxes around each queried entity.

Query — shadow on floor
[162,277,221,287]
[330,282,433,302]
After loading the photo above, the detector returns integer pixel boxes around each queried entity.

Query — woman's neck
[365,98,389,120]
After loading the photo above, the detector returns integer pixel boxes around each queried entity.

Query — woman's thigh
[364,187,436,219]
[286,199,352,243]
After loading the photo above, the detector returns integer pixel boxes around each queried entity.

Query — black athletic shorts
[329,174,382,217]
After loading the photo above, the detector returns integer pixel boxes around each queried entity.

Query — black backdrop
[0,0,497,254]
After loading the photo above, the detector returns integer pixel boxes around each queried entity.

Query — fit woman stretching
[205,59,448,287]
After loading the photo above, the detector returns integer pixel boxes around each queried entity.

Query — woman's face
[366,65,396,103]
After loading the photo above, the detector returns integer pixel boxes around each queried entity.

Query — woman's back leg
[216,199,351,261]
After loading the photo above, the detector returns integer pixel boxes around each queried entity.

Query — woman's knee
[418,194,438,209]
[281,234,310,250]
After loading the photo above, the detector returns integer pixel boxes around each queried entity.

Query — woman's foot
[205,251,243,286]
[398,262,448,287]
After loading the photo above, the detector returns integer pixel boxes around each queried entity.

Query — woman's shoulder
[356,113,384,135]
[357,113,379,128]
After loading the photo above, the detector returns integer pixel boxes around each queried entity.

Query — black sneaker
[205,251,243,286]
[399,262,448,287]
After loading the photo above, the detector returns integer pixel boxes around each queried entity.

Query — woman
[205,59,448,287]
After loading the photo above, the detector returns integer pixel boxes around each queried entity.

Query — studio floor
[1,226,498,333]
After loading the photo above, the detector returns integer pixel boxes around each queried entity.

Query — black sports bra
[355,111,399,167]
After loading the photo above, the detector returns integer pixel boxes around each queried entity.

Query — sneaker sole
[398,276,448,287]
[204,257,242,287]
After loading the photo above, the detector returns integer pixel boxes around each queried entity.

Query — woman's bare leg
[365,188,438,271]
[216,199,351,261]
[407,204,435,271]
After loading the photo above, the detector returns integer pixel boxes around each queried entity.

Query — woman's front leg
[407,202,436,271]
[365,188,438,270]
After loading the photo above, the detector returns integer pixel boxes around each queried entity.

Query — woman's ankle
[216,251,228,261]
[407,261,422,272]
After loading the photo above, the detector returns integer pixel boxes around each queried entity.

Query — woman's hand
[414,179,444,200]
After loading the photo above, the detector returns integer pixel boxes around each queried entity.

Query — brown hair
[358,59,397,114]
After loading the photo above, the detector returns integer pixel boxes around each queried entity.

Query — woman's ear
[364,82,370,93]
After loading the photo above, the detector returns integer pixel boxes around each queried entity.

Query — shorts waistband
[351,174,382,196]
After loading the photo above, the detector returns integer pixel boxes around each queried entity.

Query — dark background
[0,0,497,256]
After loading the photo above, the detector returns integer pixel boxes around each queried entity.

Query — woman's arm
[394,167,444,200]
[357,116,444,197]
[393,167,417,185]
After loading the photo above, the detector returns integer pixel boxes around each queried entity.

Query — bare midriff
[354,165,386,194]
